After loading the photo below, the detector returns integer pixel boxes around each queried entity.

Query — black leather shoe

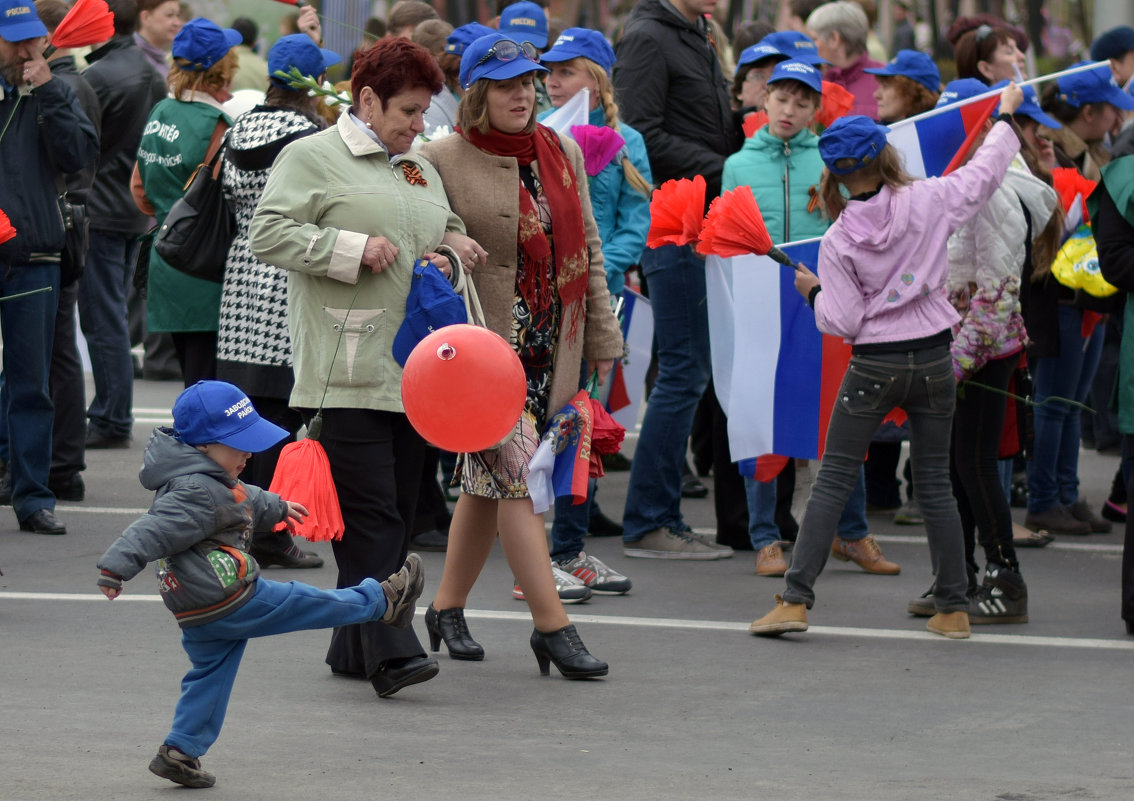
[587,510,623,537]
[49,473,85,502]
[410,528,449,552]
[530,624,608,679]
[425,604,484,661]
[681,474,709,499]
[370,655,439,698]
[19,508,66,535]
[250,543,324,569]
[85,430,131,450]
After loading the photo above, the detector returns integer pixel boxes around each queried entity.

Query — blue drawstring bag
[392,259,468,367]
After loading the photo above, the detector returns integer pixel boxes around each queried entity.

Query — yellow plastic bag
[1050,223,1118,298]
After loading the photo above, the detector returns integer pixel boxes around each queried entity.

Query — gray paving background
[2,377,1132,801]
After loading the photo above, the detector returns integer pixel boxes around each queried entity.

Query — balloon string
[958,379,1093,413]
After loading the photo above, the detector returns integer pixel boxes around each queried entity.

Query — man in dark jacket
[614,0,740,559]
[79,0,166,450]
[0,0,99,535]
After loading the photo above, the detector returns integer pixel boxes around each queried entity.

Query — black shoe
[19,508,66,535]
[968,565,1028,624]
[85,430,131,450]
[601,452,631,472]
[410,528,449,552]
[49,473,85,502]
[1101,500,1127,523]
[250,543,324,569]
[587,510,623,537]
[370,655,439,698]
[0,462,10,505]
[681,474,709,499]
[530,624,608,679]
[425,604,485,661]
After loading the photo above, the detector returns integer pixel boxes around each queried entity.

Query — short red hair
[351,38,444,109]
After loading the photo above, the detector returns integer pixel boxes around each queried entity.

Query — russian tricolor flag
[885,90,1001,179]
[706,239,851,472]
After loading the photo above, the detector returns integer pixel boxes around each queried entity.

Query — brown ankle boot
[831,535,900,575]
[749,594,808,636]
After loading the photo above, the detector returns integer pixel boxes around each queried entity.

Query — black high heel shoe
[530,624,608,679]
[425,604,485,661]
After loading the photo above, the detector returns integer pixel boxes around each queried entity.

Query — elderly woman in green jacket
[250,37,482,699]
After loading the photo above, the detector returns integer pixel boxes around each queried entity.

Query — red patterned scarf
[459,123,589,342]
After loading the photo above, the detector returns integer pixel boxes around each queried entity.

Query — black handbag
[58,194,90,287]
[154,138,234,283]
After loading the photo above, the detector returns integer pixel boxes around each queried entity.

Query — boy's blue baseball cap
[540,28,616,75]
[989,79,1061,129]
[460,32,547,90]
[864,49,941,93]
[446,22,495,55]
[173,381,288,452]
[737,42,788,69]
[268,34,341,87]
[498,1,548,49]
[766,60,823,94]
[173,18,242,72]
[0,0,47,42]
[819,115,891,175]
[760,31,828,66]
[1057,62,1134,110]
[935,77,994,108]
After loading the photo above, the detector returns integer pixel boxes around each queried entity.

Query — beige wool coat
[419,130,625,416]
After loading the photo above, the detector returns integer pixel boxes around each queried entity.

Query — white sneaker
[555,551,632,594]
[513,564,592,604]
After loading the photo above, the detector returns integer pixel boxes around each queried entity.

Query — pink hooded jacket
[813,121,1021,346]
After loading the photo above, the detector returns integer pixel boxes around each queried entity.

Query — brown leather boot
[831,535,900,575]
[755,543,788,577]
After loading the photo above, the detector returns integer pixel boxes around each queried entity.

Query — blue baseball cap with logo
[268,34,341,87]
[172,18,242,72]
[540,28,616,75]
[173,381,288,452]
[1057,62,1134,110]
[460,32,547,90]
[935,77,995,108]
[819,115,891,175]
[737,42,788,69]
[0,0,47,42]
[864,50,941,94]
[499,1,548,49]
[446,22,495,56]
[767,60,823,94]
[760,31,828,66]
[989,79,1061,129]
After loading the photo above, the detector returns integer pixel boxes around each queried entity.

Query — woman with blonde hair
[419,33,624,677]
[132,18,240,385]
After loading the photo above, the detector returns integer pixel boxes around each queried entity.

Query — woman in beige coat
[419,33,624,679]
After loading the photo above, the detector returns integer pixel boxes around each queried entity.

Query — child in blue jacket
[97,381,425,789]
[721,61,900,579]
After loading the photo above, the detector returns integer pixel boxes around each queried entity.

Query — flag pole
[894,60,1111,128]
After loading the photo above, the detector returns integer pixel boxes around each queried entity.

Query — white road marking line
[688,528,1124,555]
[4,592,1130,650]
[57,505,149,515]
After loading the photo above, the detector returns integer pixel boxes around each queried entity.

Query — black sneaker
[968,565,1028,624]
[148,744,215,788]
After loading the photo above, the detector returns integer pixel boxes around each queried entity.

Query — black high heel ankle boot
[530,624,608,678]
[425,604,485,661]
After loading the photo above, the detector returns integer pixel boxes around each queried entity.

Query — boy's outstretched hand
[100,585,121,600]
[284,501,309,533]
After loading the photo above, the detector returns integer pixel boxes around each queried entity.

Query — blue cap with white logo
[767,60,823,94]
[540,28,616,75]
[864,50,941,94]
[499,1,548,49]
[0,0,47,42]
[760,31,829,66]
[173,381,288,452]
[1056,61,1134,110]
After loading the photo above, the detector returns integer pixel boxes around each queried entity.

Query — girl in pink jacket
[750,89,1024,640]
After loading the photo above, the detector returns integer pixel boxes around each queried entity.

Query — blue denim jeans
[0,262,61,521]
[783,345,968,611]
[622,245,712,540]
[1026,305,1105,513]
[77,230,137,437]
[167,578,386,758]
[744,468,868,550]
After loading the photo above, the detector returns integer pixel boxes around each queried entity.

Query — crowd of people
[3,0,1134,789]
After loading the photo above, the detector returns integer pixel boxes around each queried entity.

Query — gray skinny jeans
[783,344,969,612]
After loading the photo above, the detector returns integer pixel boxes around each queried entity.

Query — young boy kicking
[97,380,425,788]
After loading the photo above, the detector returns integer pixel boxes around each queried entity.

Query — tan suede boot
[926,610,971,639]
[749,594,808,636]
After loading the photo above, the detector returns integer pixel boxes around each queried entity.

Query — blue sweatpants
[166,578,387,758]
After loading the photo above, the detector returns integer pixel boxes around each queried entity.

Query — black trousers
[50,279,85,482]
[310,408,427,676]
[951,354,1019,572]
[171,330,217,387]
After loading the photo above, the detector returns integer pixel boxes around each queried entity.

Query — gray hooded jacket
[97,427,288,627]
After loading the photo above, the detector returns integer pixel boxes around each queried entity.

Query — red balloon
[401,324,526,452]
